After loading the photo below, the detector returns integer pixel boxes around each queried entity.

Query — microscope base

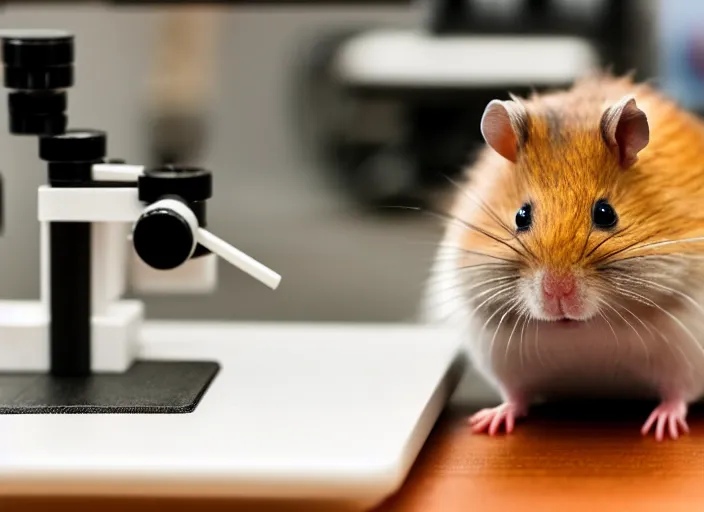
[0,360,219,414]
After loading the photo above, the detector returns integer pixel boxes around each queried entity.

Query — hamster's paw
[641,399,689,441]
[468,401,527,436]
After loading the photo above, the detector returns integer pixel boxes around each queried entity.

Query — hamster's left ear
[480,98,529,163]
[600,95,649,169]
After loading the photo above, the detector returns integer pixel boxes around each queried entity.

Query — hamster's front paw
[468,401,528,436]
[641,399,689,441]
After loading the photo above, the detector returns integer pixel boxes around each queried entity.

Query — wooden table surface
[4,400,704,512]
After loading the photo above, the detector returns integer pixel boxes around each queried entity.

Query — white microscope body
[0,161,280,373]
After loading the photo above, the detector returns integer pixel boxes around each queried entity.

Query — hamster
[421,73,704,441]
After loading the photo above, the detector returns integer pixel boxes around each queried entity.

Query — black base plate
[0,360,220,414]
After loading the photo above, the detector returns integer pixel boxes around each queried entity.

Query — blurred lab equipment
[300,0,651,209]
[144,6,221,167]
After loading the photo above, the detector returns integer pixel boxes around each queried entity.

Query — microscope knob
[132,198,198,271]
[8,89,67,135]
[1,29,74,90]
[39,129,107,162]
[138,165,212,204]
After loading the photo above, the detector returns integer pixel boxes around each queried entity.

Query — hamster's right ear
[600,95,649,169]
[480,99,528,163]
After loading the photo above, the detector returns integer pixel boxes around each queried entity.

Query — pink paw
[468,402,526,436]
[641,400,689,441]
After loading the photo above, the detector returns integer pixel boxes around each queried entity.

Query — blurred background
[0,0,695,325]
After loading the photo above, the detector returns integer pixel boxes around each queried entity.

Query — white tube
[92,163,145,182]
[196,228,281,290]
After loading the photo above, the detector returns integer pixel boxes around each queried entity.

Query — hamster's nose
[542,270,576,299]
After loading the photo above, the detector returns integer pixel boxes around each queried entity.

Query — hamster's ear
[480,99,528,163]
[600,95,649,169]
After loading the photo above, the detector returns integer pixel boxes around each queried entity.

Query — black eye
[515,203,532,232]
[592,199,618,229]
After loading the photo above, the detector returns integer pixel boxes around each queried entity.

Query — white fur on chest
[420,249,704,404]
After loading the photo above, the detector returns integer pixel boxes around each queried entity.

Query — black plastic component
[189,200,207,227]
[8,90,67,135]
[2,30,74,90]
[4,66,73,91]
[9,90,66,113]
[138,165,212,203]
[0,360,220,414]
[47,161,92,183]
[1,31,73,134]
[50,222,91,377]
[133,206,195,270]
[2,30,73,67]
[40,129,107,162]
[9,112,66,135]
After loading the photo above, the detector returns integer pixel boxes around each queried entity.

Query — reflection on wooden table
[4,401,704,512]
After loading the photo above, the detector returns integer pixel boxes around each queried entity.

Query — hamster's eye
[592,199,618,229]
[515,203,532,232]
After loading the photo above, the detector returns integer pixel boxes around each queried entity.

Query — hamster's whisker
[598,297,643,355]
[597,282,654,309]
[532,319,548,370]
[428,275,517,299]
[441,173,521,240]
[590,233,655,266]
[576,224,594,263]
[447,216,533,261]
[504,307,528,363]
[425,262,509,279]
[457,263,518,273]
[595,307,620,350]
[398,204,534,262]
[487,300,522,363]
[602,282,704,358]
[606,284,699,367]
[600,280,695,371]
[519,314,530,370]
[461,250,523,265]
[620,236,704,255]
[610,274,704,319]
[601,298,651,360]
[603,253,704,266]
[478,295,517,336]
[642,318,695,371]
[464,275,519,293]
[467,282,520,317]
[583,225,631,262]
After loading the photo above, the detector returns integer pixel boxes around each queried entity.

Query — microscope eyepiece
[0,30,74,135]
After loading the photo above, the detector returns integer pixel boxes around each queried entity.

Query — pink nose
[542,271,576,299]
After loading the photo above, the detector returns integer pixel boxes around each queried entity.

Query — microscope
[0,24,465,506]
[0,29,281,414]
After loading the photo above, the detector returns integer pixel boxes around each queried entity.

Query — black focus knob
[133,199,198,271]
[39,129,107,162]
[1,29,74,90]
[138,165,212,204]
[8,90,67,135]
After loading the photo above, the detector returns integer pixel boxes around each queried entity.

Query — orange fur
[453,73,704,273]
[425,73,704,439]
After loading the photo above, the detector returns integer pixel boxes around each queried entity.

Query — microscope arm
[38,163,281,292]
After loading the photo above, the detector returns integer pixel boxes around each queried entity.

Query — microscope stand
[0,299,219,414]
